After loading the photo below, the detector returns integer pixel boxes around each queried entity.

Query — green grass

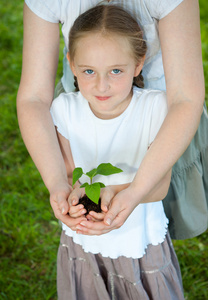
[0,1,207,299]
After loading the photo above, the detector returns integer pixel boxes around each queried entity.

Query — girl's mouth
[95,96,111,101]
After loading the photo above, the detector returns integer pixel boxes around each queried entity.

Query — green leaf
[97,182,105,188]
[86,168,97,179]
[96,163,123,176]
[80,182,89,188]
[72,167,83,186]
[85,183,100,205]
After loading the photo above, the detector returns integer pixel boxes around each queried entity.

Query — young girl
[50,5,184,300]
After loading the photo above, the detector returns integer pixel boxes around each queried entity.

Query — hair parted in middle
[68,4,147,91]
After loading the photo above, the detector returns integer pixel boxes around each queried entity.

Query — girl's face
[69,33,143,119]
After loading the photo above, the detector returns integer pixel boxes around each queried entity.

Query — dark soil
[78,195,102,215]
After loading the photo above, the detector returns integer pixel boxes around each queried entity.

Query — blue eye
[111,69,121,74]
[84,69,94,75]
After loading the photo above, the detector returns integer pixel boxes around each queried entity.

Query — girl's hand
[50,184,87,231]
[66,185,120,222]
[75,168,171,235]
[68,186,112,222]
[67,187,87,218]
[69,204,86,218]
[87,185,119,222]
[75,186,138,235]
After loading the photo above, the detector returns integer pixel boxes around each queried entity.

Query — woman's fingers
[50,187,87,230]
[50,198,86,230]
[75,210,124,235]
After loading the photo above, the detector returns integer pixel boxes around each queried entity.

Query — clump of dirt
[78,195,102,215]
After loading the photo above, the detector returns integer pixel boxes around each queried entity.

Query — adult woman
[17,0,207,239]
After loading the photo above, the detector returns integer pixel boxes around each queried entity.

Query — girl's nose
[96,75,109,93]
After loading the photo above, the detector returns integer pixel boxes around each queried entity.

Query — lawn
[0,1,207,299]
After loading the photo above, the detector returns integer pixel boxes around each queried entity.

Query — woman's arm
[17,3,61,188]
[159,0,205,154]
[17,4,84,227]
[129,0,205,206]
[74,0,205,235]
[132,0,204,196]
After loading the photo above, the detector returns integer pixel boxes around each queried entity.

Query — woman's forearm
[17,98,69,191]
[131,99,203,202]
[17,4,66,192]
[130,0,204,204]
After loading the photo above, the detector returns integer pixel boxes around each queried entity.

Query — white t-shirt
[25,0,184,91]
[50,87,169,259]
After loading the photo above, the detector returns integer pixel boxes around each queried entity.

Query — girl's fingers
[68,193,80,207]
[68,187,85,207]
[69,204,86,217]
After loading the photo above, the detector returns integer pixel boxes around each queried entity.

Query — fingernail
[61,207,65,214]
[72,199,77,205]
[80,222,86,227]
[106,218,111,225]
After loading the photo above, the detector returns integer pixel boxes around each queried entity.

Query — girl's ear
[67,52,76,76]
[134,56,145,77]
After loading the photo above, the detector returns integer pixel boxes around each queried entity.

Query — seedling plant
[72,163,123,205]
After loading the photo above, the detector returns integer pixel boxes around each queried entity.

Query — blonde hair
[69,5,147,91]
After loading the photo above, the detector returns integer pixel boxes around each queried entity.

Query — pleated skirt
[57,231,184,300]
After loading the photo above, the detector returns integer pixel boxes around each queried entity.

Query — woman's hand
[87,184,127,222]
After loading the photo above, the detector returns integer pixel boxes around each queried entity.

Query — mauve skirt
[57,231,184,300]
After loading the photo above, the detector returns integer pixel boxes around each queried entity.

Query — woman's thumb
[57,194,69,215]
[104,204,118,226]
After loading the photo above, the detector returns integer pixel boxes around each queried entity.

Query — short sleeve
[144,0,184,20]
[50,94,70,140]
[148,91,168,144]
[25,0,61,23]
